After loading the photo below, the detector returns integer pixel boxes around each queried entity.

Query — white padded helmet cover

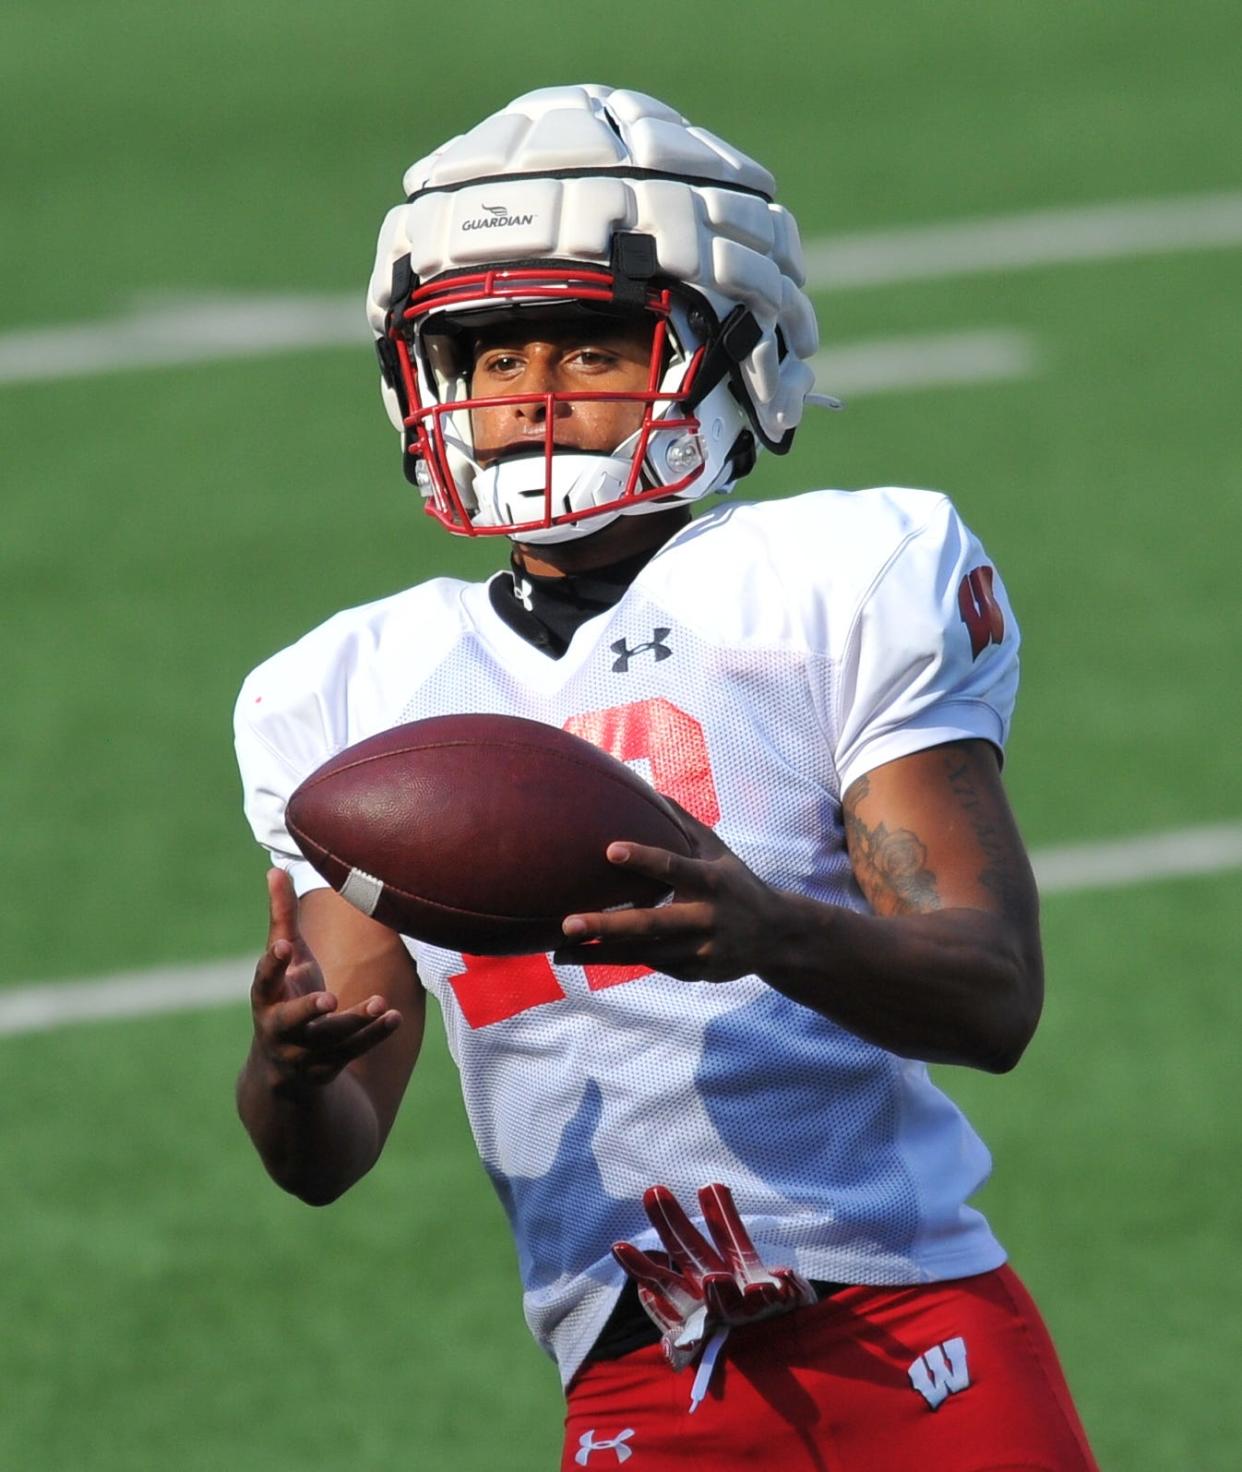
[367,85,818,444]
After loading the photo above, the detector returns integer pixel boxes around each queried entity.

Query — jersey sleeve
[832,494,1020,796]
[233,658,337,898]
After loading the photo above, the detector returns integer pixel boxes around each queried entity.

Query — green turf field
[3,1,1240,1466]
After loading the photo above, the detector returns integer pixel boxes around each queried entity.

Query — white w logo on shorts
[908,1335,970,1409]
[575,1427,636,1464]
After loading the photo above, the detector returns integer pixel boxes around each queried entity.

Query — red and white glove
[612,1183,818,1372]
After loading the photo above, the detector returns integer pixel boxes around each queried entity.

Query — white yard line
[1030,821,1242,895]
[800,188,1242,288]
[1,188,1239,387]
[2,820,1240,1038]
[0,959,250,1037]
[0,294,364,385]
[811,329,1035,396]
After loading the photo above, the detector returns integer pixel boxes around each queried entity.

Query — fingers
[771,1267,820,1310]
[619,1182,819,1351]
[251,870,401,1088]
[612,1242,704,1320]
[266,866,301,948]
[558,843,727,960]
[699,1183,772,1283]
[269,991,395,1044]
[261,992,401,1081]
[558,897,710,950]
[252,929,297,1007]
[612,1239,710,1363]
[703,1272,787,1322]
[254,869,304,1006]
[301,1007,402,1068]
[297,996,401,1051]
[643,1184,731,1280]
[263,986,334,1034]
[703,1273,746,1320]
[613,1244,685,1298]
[553,935,714,983]
[602,840,715,893]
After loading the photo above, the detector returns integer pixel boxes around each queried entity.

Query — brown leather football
[285,713,695,954]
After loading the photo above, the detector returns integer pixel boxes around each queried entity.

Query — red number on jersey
[445,696,718,1025]
[563,695,720,826]
[958,565,1005,659]
[447,951,565,1029]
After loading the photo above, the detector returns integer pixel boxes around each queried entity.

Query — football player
[235,85,1099,1469]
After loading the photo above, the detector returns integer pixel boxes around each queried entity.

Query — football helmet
[367,85,821,543]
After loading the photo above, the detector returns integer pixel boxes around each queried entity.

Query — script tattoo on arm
[842,774,944,916]
[940,746,1025,916]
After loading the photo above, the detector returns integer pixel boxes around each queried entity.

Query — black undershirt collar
[487,543,663,658]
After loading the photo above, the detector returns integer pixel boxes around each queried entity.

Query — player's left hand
[554,803,782,981]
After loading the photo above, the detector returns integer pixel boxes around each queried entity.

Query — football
[285,713,696,954]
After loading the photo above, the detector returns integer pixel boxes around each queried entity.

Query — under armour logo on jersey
[515,576,535,612]
[611,629,672,672]
[957,566,1005,659]
[908,1336,970,1409]
[575,1427,636,1465]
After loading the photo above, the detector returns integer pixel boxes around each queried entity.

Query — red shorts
[563,1266,1098,1471]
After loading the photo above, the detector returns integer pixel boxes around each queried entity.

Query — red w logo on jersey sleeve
[957,566,1005,659]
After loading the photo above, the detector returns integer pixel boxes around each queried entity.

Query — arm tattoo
[941,748,1023,914]
[843,777,943,916]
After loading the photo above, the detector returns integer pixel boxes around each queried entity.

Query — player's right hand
[250,868,400,1090]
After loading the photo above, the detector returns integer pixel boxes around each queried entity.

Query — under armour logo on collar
[515,576,536,612]
[575,1427,635,1464]
[611,628,672,672]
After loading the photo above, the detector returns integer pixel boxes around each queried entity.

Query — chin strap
[471,451,634,541]
[682,305,763,413]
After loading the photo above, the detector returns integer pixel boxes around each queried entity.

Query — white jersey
[235,487,1020,1384]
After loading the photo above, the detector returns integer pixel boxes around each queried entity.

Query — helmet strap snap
[683,305,762,412]
[608,232,659,305]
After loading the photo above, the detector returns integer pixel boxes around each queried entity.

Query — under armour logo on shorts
[908,1335,970,1409]
[575,1427,636,1464]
